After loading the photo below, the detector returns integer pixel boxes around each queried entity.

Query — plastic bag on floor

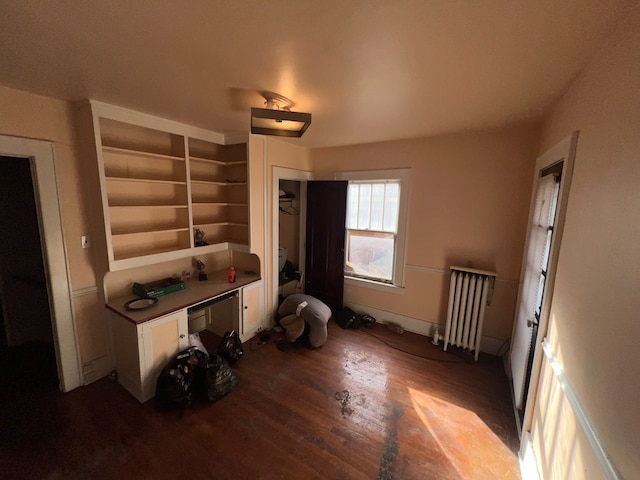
[217,330,243,364]
[155,347,207,409]
[204,354,238,402]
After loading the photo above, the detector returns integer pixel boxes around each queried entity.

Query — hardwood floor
[1,322,521,479]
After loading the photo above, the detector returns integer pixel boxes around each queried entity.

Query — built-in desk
[106,270,260,324]
[106,269,263,403]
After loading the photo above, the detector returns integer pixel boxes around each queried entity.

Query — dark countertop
[106,270,261,324]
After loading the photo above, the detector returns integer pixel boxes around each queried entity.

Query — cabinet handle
[179,334,186,339]
[244,306,248,310]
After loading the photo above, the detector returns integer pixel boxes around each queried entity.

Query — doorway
[278,179,302,292]
[0,155,59,388]
[0,135,81,392]
[510,132,578,435]
[272,167,312,312]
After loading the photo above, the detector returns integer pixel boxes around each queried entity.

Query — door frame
[0,135,81,392]
[511,131,578,437]
[272,166,313,314]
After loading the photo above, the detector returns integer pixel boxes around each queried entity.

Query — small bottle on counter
[228,266,236,283]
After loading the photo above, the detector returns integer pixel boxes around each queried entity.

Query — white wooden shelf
[190,179,247,186]
[193,222,248,228]
[192,202,248,207]
[194,238,248,247]
[108,201,189,208]
[85,101,250,271]
[189,155,247,166]
[112,227,190,238]
[106,176,187,186]
[103,145,185,162]
[114,245,191,261]
[109,204,189,209]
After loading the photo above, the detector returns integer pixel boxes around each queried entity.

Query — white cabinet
[110,308,188,403]
[107,279,262,402]
[240,280,265,341]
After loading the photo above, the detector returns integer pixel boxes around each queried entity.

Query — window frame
[336,168,411,291]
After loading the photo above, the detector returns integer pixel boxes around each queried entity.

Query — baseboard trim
[82,354,112,385]
[346,302,506,356]
[519,431,541,480]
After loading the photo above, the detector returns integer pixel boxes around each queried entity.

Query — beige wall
[0,85,107,376]
[0,86,96,289]
[532,5,640,479]
[311,125,539,340]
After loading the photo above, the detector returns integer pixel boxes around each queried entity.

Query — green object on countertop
[132,278,186,298]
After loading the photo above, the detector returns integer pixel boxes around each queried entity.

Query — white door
[510,132,578,418]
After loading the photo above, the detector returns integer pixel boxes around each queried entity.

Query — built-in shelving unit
[189,138,249,248]
[100,119,191,263]
[85,101,249,271]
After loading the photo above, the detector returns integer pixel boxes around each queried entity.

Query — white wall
[531,4,640,478]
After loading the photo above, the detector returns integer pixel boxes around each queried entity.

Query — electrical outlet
[81,236,90,249]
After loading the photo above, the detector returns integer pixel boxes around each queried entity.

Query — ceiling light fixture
[250,92,311,138]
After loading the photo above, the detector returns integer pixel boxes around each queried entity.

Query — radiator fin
[443,266,496,361]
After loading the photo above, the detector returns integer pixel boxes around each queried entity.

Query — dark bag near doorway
[203,354,238,402]
[335,306,359,329]
[155,347,206,409]
[217,330,243,364]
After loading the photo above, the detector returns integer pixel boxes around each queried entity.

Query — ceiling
[0,0,634,148]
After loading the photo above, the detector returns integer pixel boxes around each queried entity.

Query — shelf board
[113,245,191,261]
[193,222,249,229]
[106,176,187,185]
[189,155,247,166]
[194,238,248,248]
[191,202,248,207]
[103,146,185,162]
[108,203,189,209]
[190,179,247,186]
[111,227,190,237]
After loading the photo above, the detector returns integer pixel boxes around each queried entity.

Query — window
[336,169,410,289]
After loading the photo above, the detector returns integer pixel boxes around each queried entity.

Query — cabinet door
[139,309,188,401]
[241,280,264,341]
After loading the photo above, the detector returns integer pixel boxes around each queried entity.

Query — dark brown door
[305,180,347,313]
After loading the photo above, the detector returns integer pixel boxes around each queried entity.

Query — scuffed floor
[0,323,520,479]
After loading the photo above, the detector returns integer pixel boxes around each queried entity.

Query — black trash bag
[217,330,243,365]
[204,354,238,402]
[357,313,377,328]
[335,306,359,329]
[155,347,206,409]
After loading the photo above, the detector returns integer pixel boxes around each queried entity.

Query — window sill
[344,276,404,294]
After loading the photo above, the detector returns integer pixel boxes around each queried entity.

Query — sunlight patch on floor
[408,387,520,480]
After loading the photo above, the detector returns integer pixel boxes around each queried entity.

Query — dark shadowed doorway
[0,156,58,394]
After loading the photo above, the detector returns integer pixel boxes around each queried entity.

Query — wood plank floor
[0,322,521,479]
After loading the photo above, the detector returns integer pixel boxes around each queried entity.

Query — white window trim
[336,168,410,291]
